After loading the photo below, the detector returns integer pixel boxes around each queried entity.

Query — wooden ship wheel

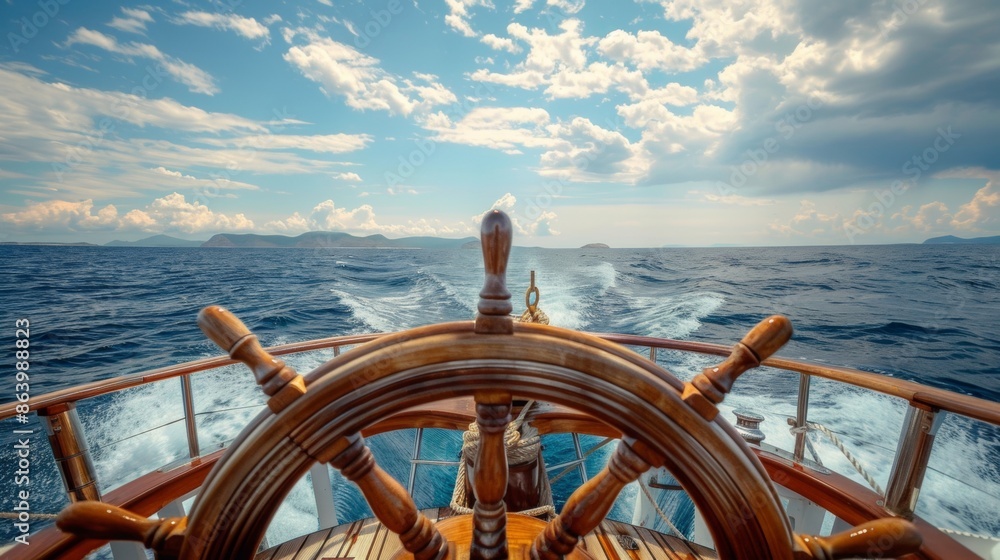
[56,210,923,560]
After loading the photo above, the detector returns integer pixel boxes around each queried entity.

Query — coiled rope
[450,400,556,517]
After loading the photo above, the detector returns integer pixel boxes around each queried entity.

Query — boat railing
[2,329,999,534]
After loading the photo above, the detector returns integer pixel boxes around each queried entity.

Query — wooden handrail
[594,333,1000,426]
[3,331,997,428]
[0,333,382,419]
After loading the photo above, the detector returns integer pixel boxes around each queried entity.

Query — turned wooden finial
[682,315,792,420]
[57,502,186,560]
[476,209,514,334]
[197,306,306,413]
[794,518,922,559]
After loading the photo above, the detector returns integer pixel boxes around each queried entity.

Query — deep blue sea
[1,244,998,553]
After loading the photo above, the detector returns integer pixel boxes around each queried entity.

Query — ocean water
[1,244,998,553]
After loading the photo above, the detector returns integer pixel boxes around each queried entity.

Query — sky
[1,0,998,247]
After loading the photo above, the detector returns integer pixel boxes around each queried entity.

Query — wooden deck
[256,508,716,560]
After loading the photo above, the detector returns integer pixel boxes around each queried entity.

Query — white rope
[637,477,686,540]
[802,421,884,495]
[937,527,999,541]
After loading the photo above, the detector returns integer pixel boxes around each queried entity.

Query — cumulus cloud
[282,32,456,116]
[472,193,559,236]
[265,200,472,237]
[2,199,119,231]
[769,200,844,238]
[481,33,521,53]
[444,0,493,37]
[423,107,645,182]
[65,28,219,95]
[598,29,703,72]
[333,172,363,182]
[952,179,1000,231]
[2,193,254,234]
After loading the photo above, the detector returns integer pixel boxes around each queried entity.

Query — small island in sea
[581,243,610,249]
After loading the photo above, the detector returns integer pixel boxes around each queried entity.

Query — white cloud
[513,0,585,15]
[423,106,562,151]
[0,65,361,200]
[266,199,473,237]
[107,7,154,35]
[891,202,953,232]
[333,172,363,182]
[444,0,493,37]
[65,28,219,95]
[598,29,703,72]
[424,107,645,183]
[1,193,254,234]
[283,33,456,115]
[770,200,843,237]
[548,0,585,15]
[951,177,1000,231]
[120,193,255,233]
[514,0,534,13]
[2,199,119,231]
[481,33,521,53]
[470,20,651,100]
[263,14,283,25]
[702,193,777,206]
[198,133,372,153]
[173,11,271,42]
[472,192,559,236]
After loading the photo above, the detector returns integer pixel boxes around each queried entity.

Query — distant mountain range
[105,234,203,247]
[198,231,478,249]
[100,232,480,248]
[923,235,1000,245]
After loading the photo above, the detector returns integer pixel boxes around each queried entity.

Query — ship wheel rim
[181,321,794,560]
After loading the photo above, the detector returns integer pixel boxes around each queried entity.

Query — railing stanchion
[649,347,657,362]
[180,374,200,458]
[793,373,811,463]
[884,405,944,518]
[38,403,101,502]
[310,463,339,529]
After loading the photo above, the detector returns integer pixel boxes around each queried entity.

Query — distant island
[202,231,477,249]
[106,234,203,247]
[581,243,610,249]
[0,241,97,246]
[923,235,1000,245]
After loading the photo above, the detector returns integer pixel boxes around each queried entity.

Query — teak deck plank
[261,515,716,560]
[268,533,308,560]
[315,519,361,559]
[294,528,335,560]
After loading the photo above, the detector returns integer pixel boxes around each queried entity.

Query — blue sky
[1,0,998,247]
